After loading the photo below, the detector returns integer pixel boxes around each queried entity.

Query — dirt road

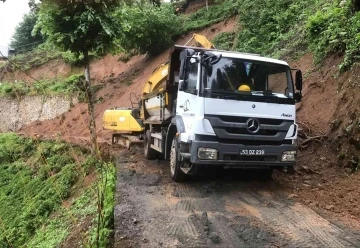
[114,149,360,248]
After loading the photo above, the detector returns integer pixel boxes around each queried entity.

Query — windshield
[201,57,294,103]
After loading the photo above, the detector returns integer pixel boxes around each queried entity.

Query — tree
[117,3,180,55]
[10,13,44,53]
[34,0,124,156]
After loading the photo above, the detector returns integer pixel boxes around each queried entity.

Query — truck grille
[205,114,294,141]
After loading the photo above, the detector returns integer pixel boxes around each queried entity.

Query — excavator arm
[142,33,215,95]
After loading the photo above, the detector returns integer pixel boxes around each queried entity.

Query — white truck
[104,41,303,182]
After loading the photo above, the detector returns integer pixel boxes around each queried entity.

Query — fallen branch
[300,135,327,146]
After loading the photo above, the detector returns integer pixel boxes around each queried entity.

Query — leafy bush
[117,4,181,55]
[235,0,310,56]
[306,1,360,70]
[0,74,84,98]
[0,133,94,247]
[181,1,237,32]
[213,32,236,50]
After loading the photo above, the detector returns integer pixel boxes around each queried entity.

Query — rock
[133,218,138,224]
[201,212,209,226]
[304,175,312,180]
[209,232,221,244]
[171,191,179,197]
[325,205,335,211]
[330,119,341,131]
[287,194,298,199]
[349,137,360,150]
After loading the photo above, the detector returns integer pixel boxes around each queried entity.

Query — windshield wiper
[251,90,274,95]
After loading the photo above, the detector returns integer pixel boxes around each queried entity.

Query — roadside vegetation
[0,133,116,247]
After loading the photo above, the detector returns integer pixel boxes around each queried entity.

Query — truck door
[176,58,202,133]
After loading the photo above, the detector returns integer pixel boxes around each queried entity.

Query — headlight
[281,151,296,162]
[198,148,218,160]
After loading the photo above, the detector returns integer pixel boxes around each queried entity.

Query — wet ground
[114,150,360,248]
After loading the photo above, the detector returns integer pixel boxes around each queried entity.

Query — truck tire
[144,130,157,160]
[169,136,186,182]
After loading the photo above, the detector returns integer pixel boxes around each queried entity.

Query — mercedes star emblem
[246,118,260,133]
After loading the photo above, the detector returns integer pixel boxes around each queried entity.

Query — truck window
[185,62,198,92]
[267,72,287,94]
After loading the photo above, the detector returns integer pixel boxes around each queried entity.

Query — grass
[180,1,237,33]
[0,74,104,103]
[0,133,116,248]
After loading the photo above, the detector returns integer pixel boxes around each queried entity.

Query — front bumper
[189,140,296,168]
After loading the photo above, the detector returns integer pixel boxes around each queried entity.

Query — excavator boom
[142,33,214,95]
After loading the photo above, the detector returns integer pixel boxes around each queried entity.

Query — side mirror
[294,92,302,102]
[295,70,303,91]
[179,49,195,80]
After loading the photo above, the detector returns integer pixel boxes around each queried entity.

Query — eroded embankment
[0,95,76,132]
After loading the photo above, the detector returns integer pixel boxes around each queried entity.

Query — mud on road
[114,149,360,248]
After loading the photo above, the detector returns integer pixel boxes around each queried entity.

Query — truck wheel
[144,130,157,160]
[169,136,186,182]
[259,168,273,181]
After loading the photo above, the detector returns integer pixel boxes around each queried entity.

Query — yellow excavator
[102,34,215,149]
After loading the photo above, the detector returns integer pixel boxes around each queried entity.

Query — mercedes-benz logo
[246,118,260,133]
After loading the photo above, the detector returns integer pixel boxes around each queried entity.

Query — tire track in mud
[171,182,281,248]
[230,187,358,247]
[115,157,360,248]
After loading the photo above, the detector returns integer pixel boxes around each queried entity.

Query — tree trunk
[83,50,99,157]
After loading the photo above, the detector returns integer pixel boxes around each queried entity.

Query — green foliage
[89,162,116,248]
[10,13,45,53]
[0,133,87,247]
[306,1,360,70]
[0,133,104,247]
[235,0,311,57]
[213,32,236,50]
[34,0,123,61]
[117,4,181,55]
[3,47,62,71]
[181,1,237,32]
[0,74,84,98]
[26,187,97,247]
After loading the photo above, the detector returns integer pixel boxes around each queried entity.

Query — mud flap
[180,163,197,175]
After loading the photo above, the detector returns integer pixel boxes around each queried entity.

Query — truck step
[151,132,162,140]
[180,153,191,159]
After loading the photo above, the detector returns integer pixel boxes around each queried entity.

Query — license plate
[240,149,265,156]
